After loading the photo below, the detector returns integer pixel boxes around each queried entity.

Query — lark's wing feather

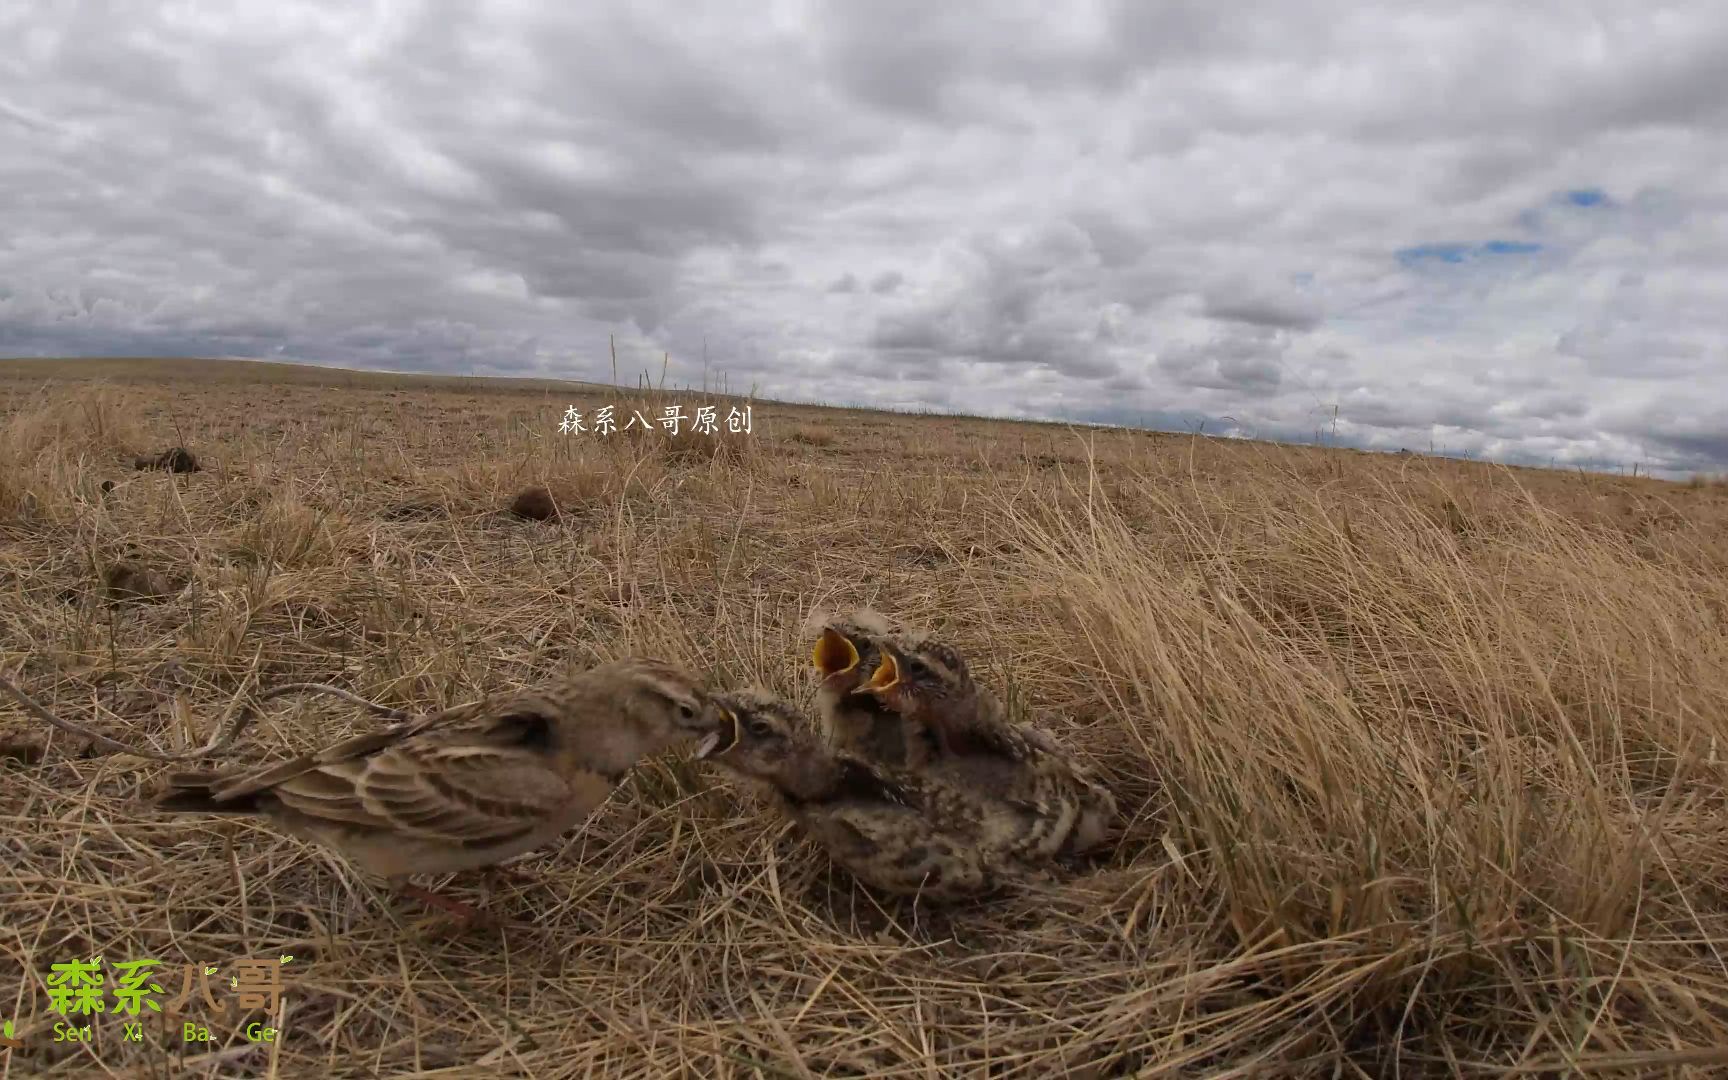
[157,700,599,848]
[792,758,1017,899]
[896,671,1120,859]
[942,723,1116,859]
[155,715,445,814]
[270,741,582,846]
[801,802,995,900]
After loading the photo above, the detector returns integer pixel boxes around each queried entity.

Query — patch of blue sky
[1481,239,1541,255]
[1396,239,1541,266]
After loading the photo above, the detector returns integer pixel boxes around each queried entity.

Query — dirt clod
[508,485,558,521]
[134,446,201,473]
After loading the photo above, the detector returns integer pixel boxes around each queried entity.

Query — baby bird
[858,635,1117,859]
[805,608,915,766]
[697,688,1043,901]
[155,658,722,924]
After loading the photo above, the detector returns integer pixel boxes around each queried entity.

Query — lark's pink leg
[398,883,491,928]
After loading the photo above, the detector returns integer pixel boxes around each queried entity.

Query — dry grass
[2,357,1727,1077]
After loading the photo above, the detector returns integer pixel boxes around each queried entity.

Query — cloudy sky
[3,2,1726,475]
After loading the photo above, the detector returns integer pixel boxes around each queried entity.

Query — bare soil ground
[2,357,1727,1078]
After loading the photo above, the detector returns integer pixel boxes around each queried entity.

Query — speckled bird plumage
[154,658,722,884]
[698,687,1058,901]
[858,633,1118,859]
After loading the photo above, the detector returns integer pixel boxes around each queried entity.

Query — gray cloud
[1201,279,1324,331]
[4,1,1728,475]
[869,270,904,295]
[1156,327,1287,394]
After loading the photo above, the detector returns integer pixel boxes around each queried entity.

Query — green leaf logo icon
[204,966,218,975]
[279,954,293,965]
[2,1020,13,1038]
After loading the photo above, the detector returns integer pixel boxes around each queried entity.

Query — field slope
[3,357,1727,1077]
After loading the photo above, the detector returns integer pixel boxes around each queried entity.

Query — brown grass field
[2,356,1727,1078]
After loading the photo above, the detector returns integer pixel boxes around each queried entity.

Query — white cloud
[2,0,1727,474]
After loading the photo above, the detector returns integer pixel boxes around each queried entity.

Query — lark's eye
[746,717,774,737]
[677,703,696,722]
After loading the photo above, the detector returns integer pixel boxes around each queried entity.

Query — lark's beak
[695,708,740,760]
[854,651,900,695]
[812,628,860,677]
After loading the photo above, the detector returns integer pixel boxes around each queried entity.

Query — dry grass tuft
[2,359,1727,1077]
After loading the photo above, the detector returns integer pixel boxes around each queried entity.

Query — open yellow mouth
[855,651,900,695]
[812,628,860,677]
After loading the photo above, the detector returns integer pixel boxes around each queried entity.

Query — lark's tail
[153,772,265,814]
